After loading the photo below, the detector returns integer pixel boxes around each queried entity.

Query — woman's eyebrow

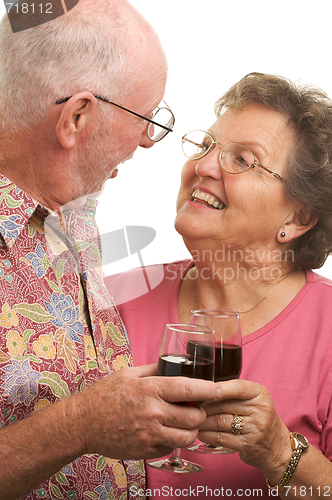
[207,130,270,159]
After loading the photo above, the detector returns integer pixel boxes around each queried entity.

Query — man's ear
[277,205,318,243]
[55,92,98,149]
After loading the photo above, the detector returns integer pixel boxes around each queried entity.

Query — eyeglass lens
[148,107,175,142]
[181,131,255,173]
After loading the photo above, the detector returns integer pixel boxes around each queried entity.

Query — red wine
[158,354,214,381]
[214,342,242,382]
[186,341,242,382]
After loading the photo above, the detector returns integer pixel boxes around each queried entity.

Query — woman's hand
[199,379,332,499]
[199,379,291,475]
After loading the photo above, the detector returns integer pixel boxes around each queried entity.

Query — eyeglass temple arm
[95,96,173,132]
[254,161,284,181]
[182,136,203,148]
[55,95,173,132]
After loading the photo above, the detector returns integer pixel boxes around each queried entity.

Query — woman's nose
[194,149,223,179]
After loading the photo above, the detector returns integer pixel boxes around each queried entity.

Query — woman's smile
[191,188,226,210]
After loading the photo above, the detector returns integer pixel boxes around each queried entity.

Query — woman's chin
[175,211,208,240]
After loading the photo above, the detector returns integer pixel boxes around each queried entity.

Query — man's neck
[0,131,73,211]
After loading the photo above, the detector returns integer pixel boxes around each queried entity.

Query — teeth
[192,190,225,210]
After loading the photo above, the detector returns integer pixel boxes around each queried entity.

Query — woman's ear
[55,92,98,149]
[277,205,318,243]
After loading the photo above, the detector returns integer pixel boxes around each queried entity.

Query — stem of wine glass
[168,448,182,466]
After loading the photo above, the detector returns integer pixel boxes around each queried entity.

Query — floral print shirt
[0,174,146,499]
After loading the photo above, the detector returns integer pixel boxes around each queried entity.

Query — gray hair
[214,72,332,270]
[0,3,134,132]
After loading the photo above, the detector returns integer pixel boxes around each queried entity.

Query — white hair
[0,2,136,132]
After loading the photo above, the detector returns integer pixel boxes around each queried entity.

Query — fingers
[197,412,247,452]
[155,375,222,405]
[198,410,255,453]
[196,379,292,471]
[202,379,272,418]
[198,429,241,452]
[153,424,201,451]
[200,412,253,438]
[121,365,222,405]
[74,364,223,460]
[216,379,263,401]
[128,363,158,377]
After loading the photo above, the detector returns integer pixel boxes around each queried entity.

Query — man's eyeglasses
[181,130,284,181]
[56,95,175,142]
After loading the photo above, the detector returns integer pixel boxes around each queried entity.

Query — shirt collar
[0,173,50,248]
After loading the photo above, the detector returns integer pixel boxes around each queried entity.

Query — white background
[2,1,332,278]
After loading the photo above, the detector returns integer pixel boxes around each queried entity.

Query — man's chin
[109,152,134,179]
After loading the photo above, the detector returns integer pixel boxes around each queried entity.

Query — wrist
[61,392,89,457]
[63,385,102,457]
[31,394,88,463]
[252,424,291,480]
[266,433,309,492]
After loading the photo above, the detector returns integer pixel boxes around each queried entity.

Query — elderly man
[0,1,220,499]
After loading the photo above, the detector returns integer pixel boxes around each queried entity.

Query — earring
[280,231,286,238]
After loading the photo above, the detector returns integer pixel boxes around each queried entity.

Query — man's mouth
[192,189,226,210]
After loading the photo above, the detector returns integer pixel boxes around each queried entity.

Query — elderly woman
[106,73,332,499]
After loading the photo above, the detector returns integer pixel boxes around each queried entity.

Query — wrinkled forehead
[211,104,294,145]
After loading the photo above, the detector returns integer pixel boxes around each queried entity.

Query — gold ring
[231,414,243,435]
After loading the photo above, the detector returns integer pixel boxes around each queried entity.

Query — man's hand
[72,364,222,459]
[0,364,221,499]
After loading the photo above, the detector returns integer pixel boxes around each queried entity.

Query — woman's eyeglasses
[181,130,284,181]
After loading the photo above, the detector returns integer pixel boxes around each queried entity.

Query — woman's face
[175,103,296,255]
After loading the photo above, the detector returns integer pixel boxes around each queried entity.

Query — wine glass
[147,323,215,473]
[187,309,242,454]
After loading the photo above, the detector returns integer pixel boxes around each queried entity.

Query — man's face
[73,46,168,198]
[106,46,169,164]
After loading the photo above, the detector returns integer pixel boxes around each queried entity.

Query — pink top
[106,260,332,499]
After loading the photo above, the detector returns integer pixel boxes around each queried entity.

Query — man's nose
[139,123,155,148]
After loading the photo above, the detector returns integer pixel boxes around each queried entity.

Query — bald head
[0,0,167,133]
